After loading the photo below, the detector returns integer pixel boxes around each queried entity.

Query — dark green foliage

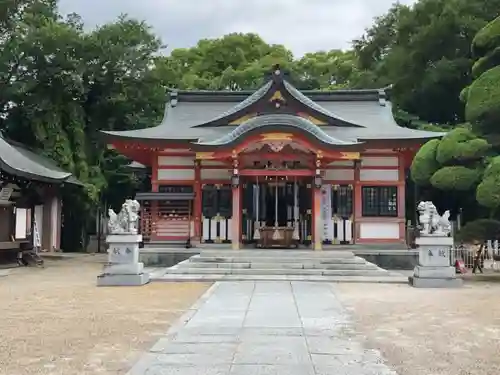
[455,219,500,242]
[354,0,500,125]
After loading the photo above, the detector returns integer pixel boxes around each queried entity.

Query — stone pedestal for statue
[409,201,462,288]
[97,234,150,286]
[409,236,463,288]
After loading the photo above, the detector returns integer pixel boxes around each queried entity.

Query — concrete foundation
[408,276,463,288]
[97,272,150,286]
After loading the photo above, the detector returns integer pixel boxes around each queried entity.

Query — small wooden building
[0,133,78,254]
[102,66,442,249]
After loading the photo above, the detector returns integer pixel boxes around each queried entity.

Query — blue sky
[58,0,416,56]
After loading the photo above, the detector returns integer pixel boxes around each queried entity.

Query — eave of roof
[0,133,79,185]
[194,114,361,148]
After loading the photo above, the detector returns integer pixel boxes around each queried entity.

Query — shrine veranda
[102,66,443,250]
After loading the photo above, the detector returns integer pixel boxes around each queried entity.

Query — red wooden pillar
[353,159,362,244]
[194,160,202,241]
[313,186,322,251]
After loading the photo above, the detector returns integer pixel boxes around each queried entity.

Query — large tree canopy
[354,0,500,125]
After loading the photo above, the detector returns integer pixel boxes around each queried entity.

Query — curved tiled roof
[192,80,273,127]
[195,114,360,146]
[283,81,363,127]
[0,133,76,184]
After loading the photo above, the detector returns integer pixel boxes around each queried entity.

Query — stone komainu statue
[107,199,141,234]
[416,201,451,236]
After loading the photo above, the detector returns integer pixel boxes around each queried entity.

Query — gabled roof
[0,133,80,185]
[101,66,443,146]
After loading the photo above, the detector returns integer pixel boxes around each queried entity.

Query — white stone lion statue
[417,201,451,236]
[108,199,141,234]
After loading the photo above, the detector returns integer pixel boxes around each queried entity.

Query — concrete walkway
[127,281,398,375]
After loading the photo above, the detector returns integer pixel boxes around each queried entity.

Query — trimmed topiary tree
[455,219,500,243]
[430,166,483,191]
[435,127,490,164]
[411,127,489,191]
[476,156,500,216]
[471,15,500,59]
[410,139,440,186]
[465,65,500,135]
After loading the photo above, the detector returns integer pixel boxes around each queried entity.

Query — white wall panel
[361,156,399,167]
[359,223,400,239]
[324,169,354,181]
[201,169,231,180]
[157,156,194,166]
[360,169,399,181]
[157,169,194,180]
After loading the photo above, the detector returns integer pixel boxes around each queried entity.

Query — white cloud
[58,0,417,57]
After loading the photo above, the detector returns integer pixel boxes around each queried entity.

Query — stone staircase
[151,249,407,283]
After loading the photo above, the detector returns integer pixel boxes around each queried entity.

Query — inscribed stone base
[408,276,463,288]
[413,265,455,279]
[97,272,150,286]
[104,262,144,275]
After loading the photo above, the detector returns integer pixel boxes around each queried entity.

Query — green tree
[411,127,489,188]
[354,0,500,125]
[155,33,295,91]
[464,16,500,137]
[462,16,500,217]
[0,2,166,250]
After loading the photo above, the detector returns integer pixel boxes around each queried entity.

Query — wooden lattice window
[362,186,398,217]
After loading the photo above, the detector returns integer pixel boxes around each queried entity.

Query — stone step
[197,250,356,259]
[154,274,407,283]
[185,261,379,270]
[166,267,388,277]
[190,255,366,264]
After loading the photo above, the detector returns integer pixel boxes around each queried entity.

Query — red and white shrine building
[102,67,441,250]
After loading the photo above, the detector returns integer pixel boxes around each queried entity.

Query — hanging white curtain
[272,180,282,240]
[253,177,260,240]
[293,178,300,240]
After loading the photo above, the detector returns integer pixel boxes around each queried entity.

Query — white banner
[321,185,333,241]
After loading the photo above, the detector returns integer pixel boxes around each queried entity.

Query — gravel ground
[0,255,210,375]
[335,281,500,375]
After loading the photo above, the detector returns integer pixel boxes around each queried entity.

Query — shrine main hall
[102,66,441,250]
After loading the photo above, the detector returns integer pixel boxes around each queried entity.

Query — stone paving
[127,281,398,375]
